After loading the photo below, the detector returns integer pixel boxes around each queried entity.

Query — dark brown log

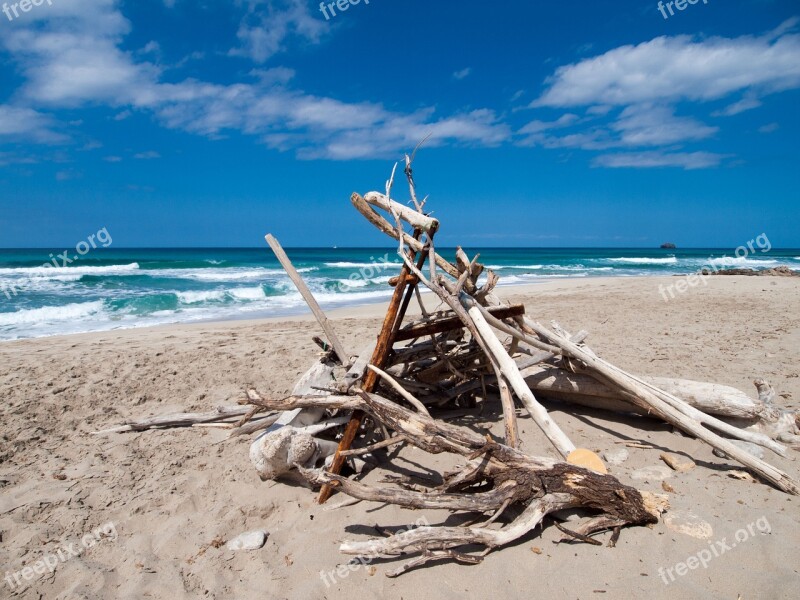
[318,233,427,504]
[394,304,525,342]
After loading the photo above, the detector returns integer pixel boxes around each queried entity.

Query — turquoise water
[1,247,798,341]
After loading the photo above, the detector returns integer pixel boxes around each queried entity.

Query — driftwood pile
[98,158,800,576]
[241,159,799,574]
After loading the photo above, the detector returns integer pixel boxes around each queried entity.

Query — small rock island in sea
[660,242,677,249]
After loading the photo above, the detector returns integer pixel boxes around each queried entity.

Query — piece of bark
[660,452,696,473]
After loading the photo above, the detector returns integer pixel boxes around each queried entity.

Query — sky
[0,0,798,248]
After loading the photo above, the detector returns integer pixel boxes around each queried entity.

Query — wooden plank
[394,304,525,342]
[318,235,428,504]
[266,234,351,366]
[343,342,377,390]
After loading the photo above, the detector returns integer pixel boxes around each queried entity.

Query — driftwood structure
[98,157,800,576]
[240,158,800,574]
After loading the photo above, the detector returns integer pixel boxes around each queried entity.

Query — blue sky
[0,0,798,248]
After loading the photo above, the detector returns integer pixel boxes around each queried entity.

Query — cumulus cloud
[0,0,509,160]
[0,105,65,143]
[230,0,327,64]
[534,22,800,108]
[521,19,800,168]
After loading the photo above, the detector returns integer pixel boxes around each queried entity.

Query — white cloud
[453,68,472,80]
[534,22,800,108]
[230,0,327,64]
[712,94,763,117]
[758,122,780,133]
[520,105,716,150]
[519,113,579,135]
[593,151,729,170]
[0,105,64,143]
[611,104,717,146]
[522,20,800,169]
[134,151,161,159]
[0,0,508,160]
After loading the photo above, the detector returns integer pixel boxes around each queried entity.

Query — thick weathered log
[350,193,460,279]
[309,470,518,512]
[521,366,799,443]
[363,191,439,234]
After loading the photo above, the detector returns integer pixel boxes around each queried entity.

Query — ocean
[1,247,798,341]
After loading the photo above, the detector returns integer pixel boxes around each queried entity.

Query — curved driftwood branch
[363,191,439,234]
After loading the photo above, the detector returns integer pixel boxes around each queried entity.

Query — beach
[1,275,799,599]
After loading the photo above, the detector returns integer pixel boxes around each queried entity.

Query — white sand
[1,276,798,599]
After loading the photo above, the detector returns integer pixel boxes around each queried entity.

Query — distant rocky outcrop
[700,266,800,277]
[660,242,677,249]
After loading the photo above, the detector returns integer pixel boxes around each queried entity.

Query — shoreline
[1,272,797,346]
[3,274,658,344]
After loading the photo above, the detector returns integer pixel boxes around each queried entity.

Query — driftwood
[518,319,798,494]
[251,390,667,575]
[521,367,800,445]
[91,405,266,434]
[99,157,799,577]
[249,358,341,480]
[266,234,350,366]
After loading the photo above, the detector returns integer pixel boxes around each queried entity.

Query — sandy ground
[1,276,799,599]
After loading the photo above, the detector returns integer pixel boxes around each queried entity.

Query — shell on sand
[660,452,696,473]
[663,511,714,539]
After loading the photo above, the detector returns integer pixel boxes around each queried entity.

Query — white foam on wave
[229,286,266,300]
[156,268,285,282]
[486,264,545,270]
[498,273,585,285]
[0,263,140,278]
[0,300,105,327]
[336,278,369,288]
[706,257,780,267]
[177,290,227,304]
[607,257,678,265]
[176,286,268,305]
[324,261,398,269]
[489,264,614,273]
